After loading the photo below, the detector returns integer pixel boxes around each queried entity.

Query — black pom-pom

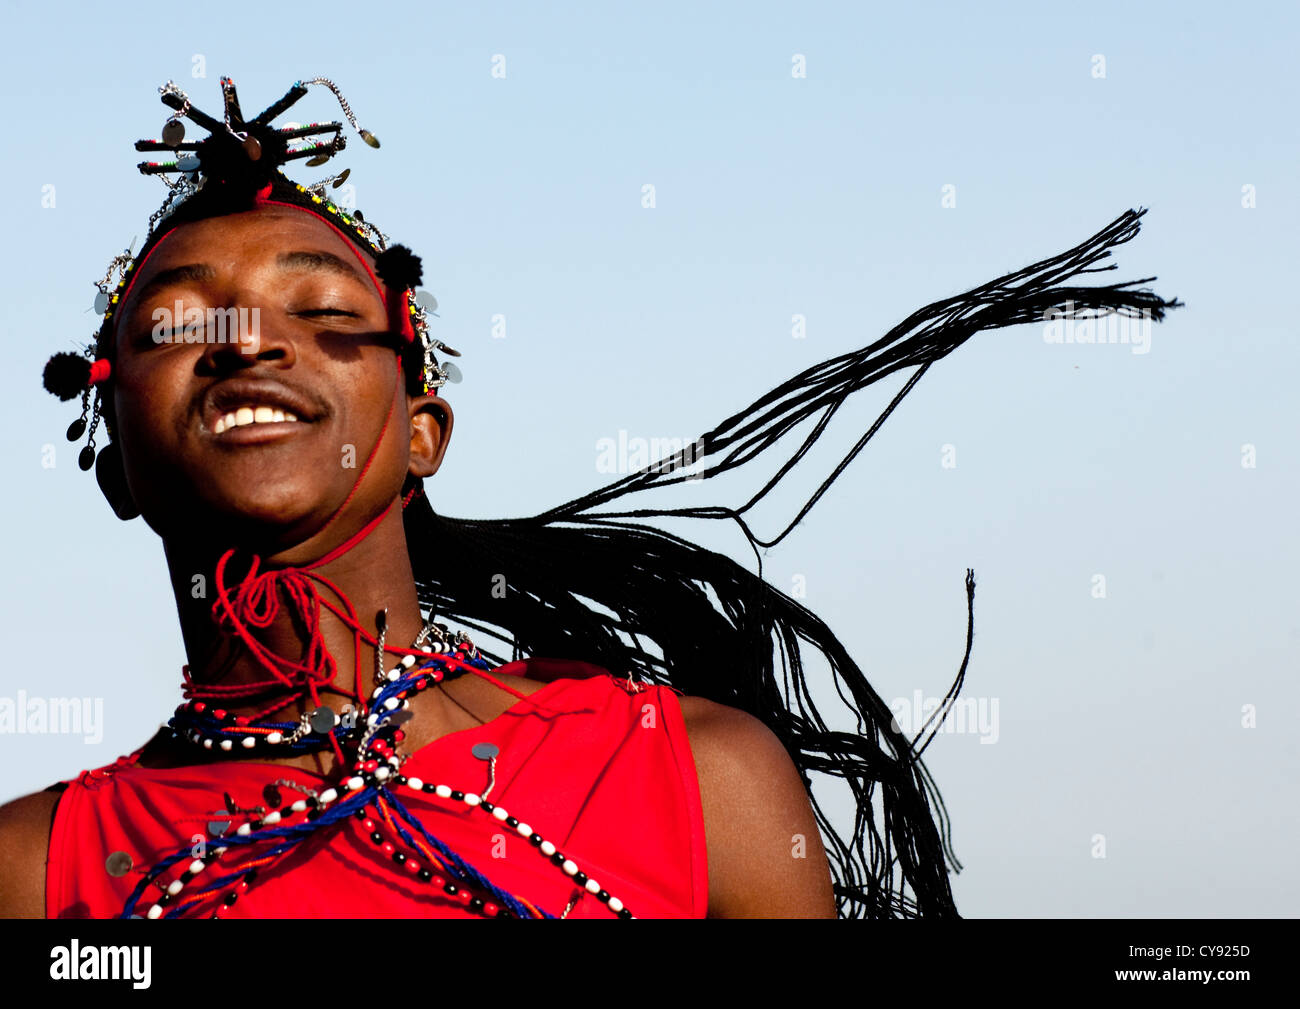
[374,245,423,292]
[43,352,91,401]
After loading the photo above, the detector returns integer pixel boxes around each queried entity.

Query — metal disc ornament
[470,742,499,760]
[161,118,185,146]
[105,851,133,877]
[93,289,109,315]
[309,706,338,734]
[305,150,332,167]
[442,361,463,384]
[416,290,438,313]
[206,815,231,837]
[359,129,381,148]
[177,154,201,172]
[242,135,262,161]
[331,168,351,189]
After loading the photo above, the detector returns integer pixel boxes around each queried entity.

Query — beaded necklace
[122,627,637,920]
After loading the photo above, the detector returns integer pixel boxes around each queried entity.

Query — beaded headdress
[41,75,461,474]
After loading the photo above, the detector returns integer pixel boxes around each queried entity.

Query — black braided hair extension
[401,207,1183,918]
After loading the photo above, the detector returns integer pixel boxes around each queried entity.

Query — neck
[164,501,426,725]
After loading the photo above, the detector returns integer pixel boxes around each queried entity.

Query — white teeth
[213,405,303,433]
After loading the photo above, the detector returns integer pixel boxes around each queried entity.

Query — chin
[140,476,335,549]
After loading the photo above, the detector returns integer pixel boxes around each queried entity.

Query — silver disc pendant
[331,168,351,188]
[442,361,463,384]
[93,289,109,314]
[242,135,262,161]
[416,290,438,313]
[161,119,185,146]
[105,851,133,877]
[177,154,201,172]
[309,706,338,734]
[471,742,499,760]
[305,151,331,167]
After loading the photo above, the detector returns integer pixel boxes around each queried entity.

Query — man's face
[109,205,445,549]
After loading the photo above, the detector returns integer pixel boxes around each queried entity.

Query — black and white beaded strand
[129,621,636,919]
[166,612,470,757]
[392,750,636,919]
[126,634,544,919]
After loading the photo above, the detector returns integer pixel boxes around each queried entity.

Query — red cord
[196,365,416,766]
[125,198,439,760]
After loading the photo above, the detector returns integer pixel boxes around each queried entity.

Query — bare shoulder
[0,788,62,918]
[674,694,837,918]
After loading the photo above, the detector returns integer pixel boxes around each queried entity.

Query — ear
[408,393,453,479]
[95,441,141,521]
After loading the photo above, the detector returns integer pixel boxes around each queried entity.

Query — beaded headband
[42,75,463,473]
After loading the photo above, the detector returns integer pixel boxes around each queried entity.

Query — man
[1,184,839,917]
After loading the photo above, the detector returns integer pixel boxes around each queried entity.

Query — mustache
[197,372,333,424]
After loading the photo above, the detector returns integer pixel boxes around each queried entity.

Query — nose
[196,303,296,375]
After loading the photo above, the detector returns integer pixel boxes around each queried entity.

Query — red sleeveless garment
[45,661,708,919]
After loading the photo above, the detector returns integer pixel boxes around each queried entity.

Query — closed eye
[298,308,360,318]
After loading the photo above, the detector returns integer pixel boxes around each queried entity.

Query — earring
[94,441,141,521]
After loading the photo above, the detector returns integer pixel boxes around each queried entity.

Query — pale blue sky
[1,0,1296,916]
